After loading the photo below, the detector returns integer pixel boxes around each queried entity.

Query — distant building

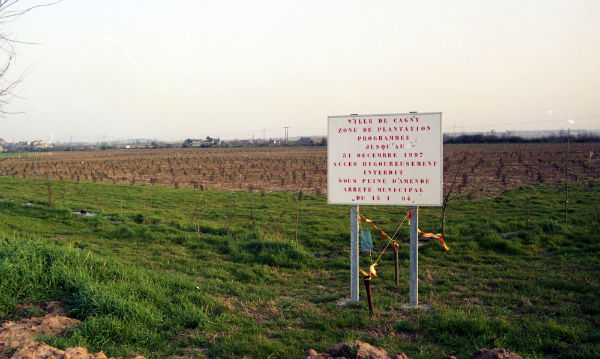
[183,137,221,148]
[295,137,326,146]
[298,137,312,145]
[31,140,51,150]
[311,137,326,146]
[201,136,220,147]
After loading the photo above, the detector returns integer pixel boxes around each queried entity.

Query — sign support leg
[350,205,360,302]
[409,205,418,308]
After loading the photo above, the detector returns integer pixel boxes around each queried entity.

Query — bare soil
[0,302,143,359]
[305,341,525,359]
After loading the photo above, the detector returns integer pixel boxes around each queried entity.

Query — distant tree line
[444,131,600,144]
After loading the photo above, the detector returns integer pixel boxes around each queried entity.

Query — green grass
[0,153,31,158]
[0,177,599,358]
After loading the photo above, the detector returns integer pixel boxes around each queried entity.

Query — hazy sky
[1,0,599,143]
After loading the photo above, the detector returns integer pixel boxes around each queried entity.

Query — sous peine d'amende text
[331,161,438,167]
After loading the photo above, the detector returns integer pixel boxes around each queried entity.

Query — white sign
[327,112,443,206]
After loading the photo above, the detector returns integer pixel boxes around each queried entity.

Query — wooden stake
[47,178,52,208]
[364,276,374,315]
[393,243,399,287]
[295,197,299,250]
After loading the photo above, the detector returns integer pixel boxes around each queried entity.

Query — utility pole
[284,127,289,143]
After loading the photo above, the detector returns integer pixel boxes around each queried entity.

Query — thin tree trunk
[441,204,447,238]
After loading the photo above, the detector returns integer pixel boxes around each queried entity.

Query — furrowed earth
[1,143,598,197]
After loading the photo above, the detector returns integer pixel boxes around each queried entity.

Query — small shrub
[108,225,136,240]
[395,319,417,332]
[538,218,562,233]
[230,240,313,268]
[132,213,145,224]
[449,223,472,236]
[477,234,524,255]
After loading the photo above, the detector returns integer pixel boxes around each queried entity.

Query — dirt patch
[10,341,110,359]
[0,301,144,359]
[306,341,408,359]
[0,301,79,354]
[473,348,524,359]
[306,341,526,359]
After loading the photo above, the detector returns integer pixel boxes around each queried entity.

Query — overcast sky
[1,0,599,143]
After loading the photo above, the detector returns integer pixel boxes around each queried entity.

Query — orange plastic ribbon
[361,217,391,240]
[419,231,450,251]
[408,214,450,251]
[360,263,378,279]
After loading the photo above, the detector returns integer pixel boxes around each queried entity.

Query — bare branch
[444,155,467,203]
[0,1,61,22]
[0,0,59,116]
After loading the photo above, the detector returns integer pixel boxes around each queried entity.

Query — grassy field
[0,176,599,358]
[0,153,31,159]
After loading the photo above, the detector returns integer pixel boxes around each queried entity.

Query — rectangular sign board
[328,112,442,206]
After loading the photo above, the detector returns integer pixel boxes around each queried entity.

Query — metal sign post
[350,205,360,302]
[327,113,442,306]
[409,206,418,308]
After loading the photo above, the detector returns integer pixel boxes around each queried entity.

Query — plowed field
[1,143,598,198]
